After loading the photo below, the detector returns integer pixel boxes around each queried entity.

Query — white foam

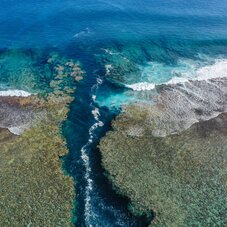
[8,126,24,135]
[197,59,227,80]
[126,82,155,91]
[166,77,191,85]
[80,77,105,226]
[91,107,100,121]
[0,89,32,97]
[126,59,227,91]
[105,64,112,76]
[167,59,227,84]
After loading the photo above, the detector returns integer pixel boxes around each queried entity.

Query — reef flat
[100,79,227,226]
[0,95,45,135]
[0,51,83,226]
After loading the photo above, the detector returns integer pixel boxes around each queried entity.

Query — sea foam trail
[0,89,31,97]
[80,77,104,226]
[126,59,227,91]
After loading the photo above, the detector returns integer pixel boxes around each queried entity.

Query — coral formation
[0,51,84,226]
[100,104,227,226]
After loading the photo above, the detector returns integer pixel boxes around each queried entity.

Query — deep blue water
[1,0,227,48]
[1,0,227,226]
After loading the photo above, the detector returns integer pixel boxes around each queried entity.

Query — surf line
[80,77,104,226]
[0,89,32,97]
[126,58,227,91]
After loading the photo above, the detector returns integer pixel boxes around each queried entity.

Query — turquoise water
[1,0,227,226]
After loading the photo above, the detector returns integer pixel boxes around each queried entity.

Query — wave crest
[126,59,227,91]
[0,89,31,97]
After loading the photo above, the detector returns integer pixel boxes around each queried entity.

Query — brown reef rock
[100,78,227,226]
[0,53,84,226]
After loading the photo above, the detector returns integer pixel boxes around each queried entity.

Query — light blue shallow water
[1,0,227,226]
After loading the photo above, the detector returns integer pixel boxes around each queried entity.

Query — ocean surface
[0,0,227,226]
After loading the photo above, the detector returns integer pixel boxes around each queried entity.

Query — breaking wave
[121,58,227,137]
[126,59,227,91]
[134,76,227,137]
[0,89,31,97]
[126,82,156,91]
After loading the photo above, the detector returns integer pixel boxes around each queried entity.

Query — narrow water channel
[62,46,150,226]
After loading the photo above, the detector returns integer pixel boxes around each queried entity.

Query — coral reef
[0,49,51,93]
[98,47,141,85]
[100,106,227,226]
[0,51,84,226]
